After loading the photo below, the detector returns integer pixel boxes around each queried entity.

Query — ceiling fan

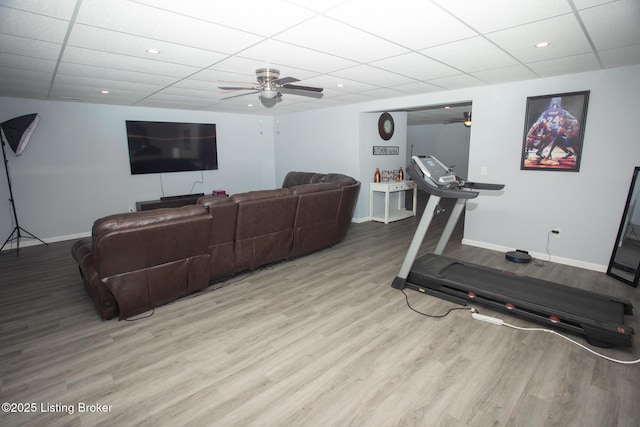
[218,68,323,101]
[445,111,472,127]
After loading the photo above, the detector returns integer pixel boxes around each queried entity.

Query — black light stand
[1,114,47,257]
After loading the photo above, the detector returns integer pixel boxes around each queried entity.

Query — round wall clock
[378,112,394,140]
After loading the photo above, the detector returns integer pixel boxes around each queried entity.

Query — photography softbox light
[1,113,46,256]
[1,113,40,156]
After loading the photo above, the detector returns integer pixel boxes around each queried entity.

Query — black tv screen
[126,120,218,174]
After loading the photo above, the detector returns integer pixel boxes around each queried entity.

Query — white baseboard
[352,216,370,224]
[461,238,608,273]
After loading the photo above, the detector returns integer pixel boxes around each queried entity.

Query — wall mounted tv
[126,120,218,174]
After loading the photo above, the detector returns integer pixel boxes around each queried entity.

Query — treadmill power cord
[400,289,473,318]
[471,312,640,365]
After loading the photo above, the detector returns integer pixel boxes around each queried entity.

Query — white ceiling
[1,0,639,122]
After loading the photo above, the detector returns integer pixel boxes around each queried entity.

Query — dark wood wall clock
[378,112,394,140]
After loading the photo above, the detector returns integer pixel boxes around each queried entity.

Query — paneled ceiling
[1,0,639,120]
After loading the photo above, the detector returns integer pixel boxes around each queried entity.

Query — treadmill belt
[443,263,623,323]
[413,254,625,324]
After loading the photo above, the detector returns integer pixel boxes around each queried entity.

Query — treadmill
[392,155,634,348]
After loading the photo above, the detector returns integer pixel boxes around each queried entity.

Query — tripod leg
[17,226,48,246]
[0,227,19,252]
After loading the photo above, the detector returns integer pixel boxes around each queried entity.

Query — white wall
[274,104,360,184]
[275,65,640,273]
[3,65,639,273]
[0,97,274,244]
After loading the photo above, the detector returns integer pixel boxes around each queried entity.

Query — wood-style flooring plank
[1,203,639,426]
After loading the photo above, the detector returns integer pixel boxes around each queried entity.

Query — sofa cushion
[233,190,298,272]
[290,186,342,258]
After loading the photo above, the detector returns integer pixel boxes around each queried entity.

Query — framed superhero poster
[521,91,590,172]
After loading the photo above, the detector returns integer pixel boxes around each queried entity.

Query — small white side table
[370,180,417,223]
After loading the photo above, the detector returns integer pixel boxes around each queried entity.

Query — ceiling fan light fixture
[260,88,278,99]
[463,112,472,127]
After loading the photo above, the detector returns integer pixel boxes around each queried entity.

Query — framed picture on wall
[521,90,590,172]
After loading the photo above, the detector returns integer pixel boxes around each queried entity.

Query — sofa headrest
[282,171,358,188]
[93,205,208,237]
[197,194,234,208]
[322,173,357,186]
[231,188,293,203]
[282,171,326,188]
[290,182,339,195]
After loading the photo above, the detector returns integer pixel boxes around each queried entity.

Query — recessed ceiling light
[146,48,161,54]
[444,106,451,109]
[337,83,344,88]
[100,90,109,94]
[535,41,550,48]
[248,103,253,107]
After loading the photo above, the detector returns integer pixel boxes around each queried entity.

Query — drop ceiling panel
[420,37,519,73]
[486,14,593,63]
[67,25,229,68]
[527,53,602,77]
[371,52,461,81]
[390,81,442,95]
[471,65,537,84]
[427,74,486,90]
[0,53,56,73]
[579,0,640,50]
[326,0,477,50]
[0,34,62,60]
[331,64,417,87]
[598,44,640,68]
[61,46,199,78]
[56,62,180,86]
[0,6,70,42]
[133,0,316,37]
[51,74,165,95]
[433,0,572,33]
[75,0,263,54]
[274,15,409,63]
[302,75,378,94]
[238,39,358,73]
[0,0,78,18]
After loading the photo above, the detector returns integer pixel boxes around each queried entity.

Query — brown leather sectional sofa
[71,172,360,320]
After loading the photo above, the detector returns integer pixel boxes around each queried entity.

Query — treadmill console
[411,156,459,188]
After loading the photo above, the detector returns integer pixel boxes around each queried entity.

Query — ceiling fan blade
[280,87,324,99]
[273,76,299,85]
[218,86,258,90]
[218,80,258,85]
[282,83,323,92]
[221,90,259,100]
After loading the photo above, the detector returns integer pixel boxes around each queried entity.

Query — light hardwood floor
[1,200,639,427]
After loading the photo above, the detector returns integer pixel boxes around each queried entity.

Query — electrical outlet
[551,228,561,238]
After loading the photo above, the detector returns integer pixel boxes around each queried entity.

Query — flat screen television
[125,120,218,174]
